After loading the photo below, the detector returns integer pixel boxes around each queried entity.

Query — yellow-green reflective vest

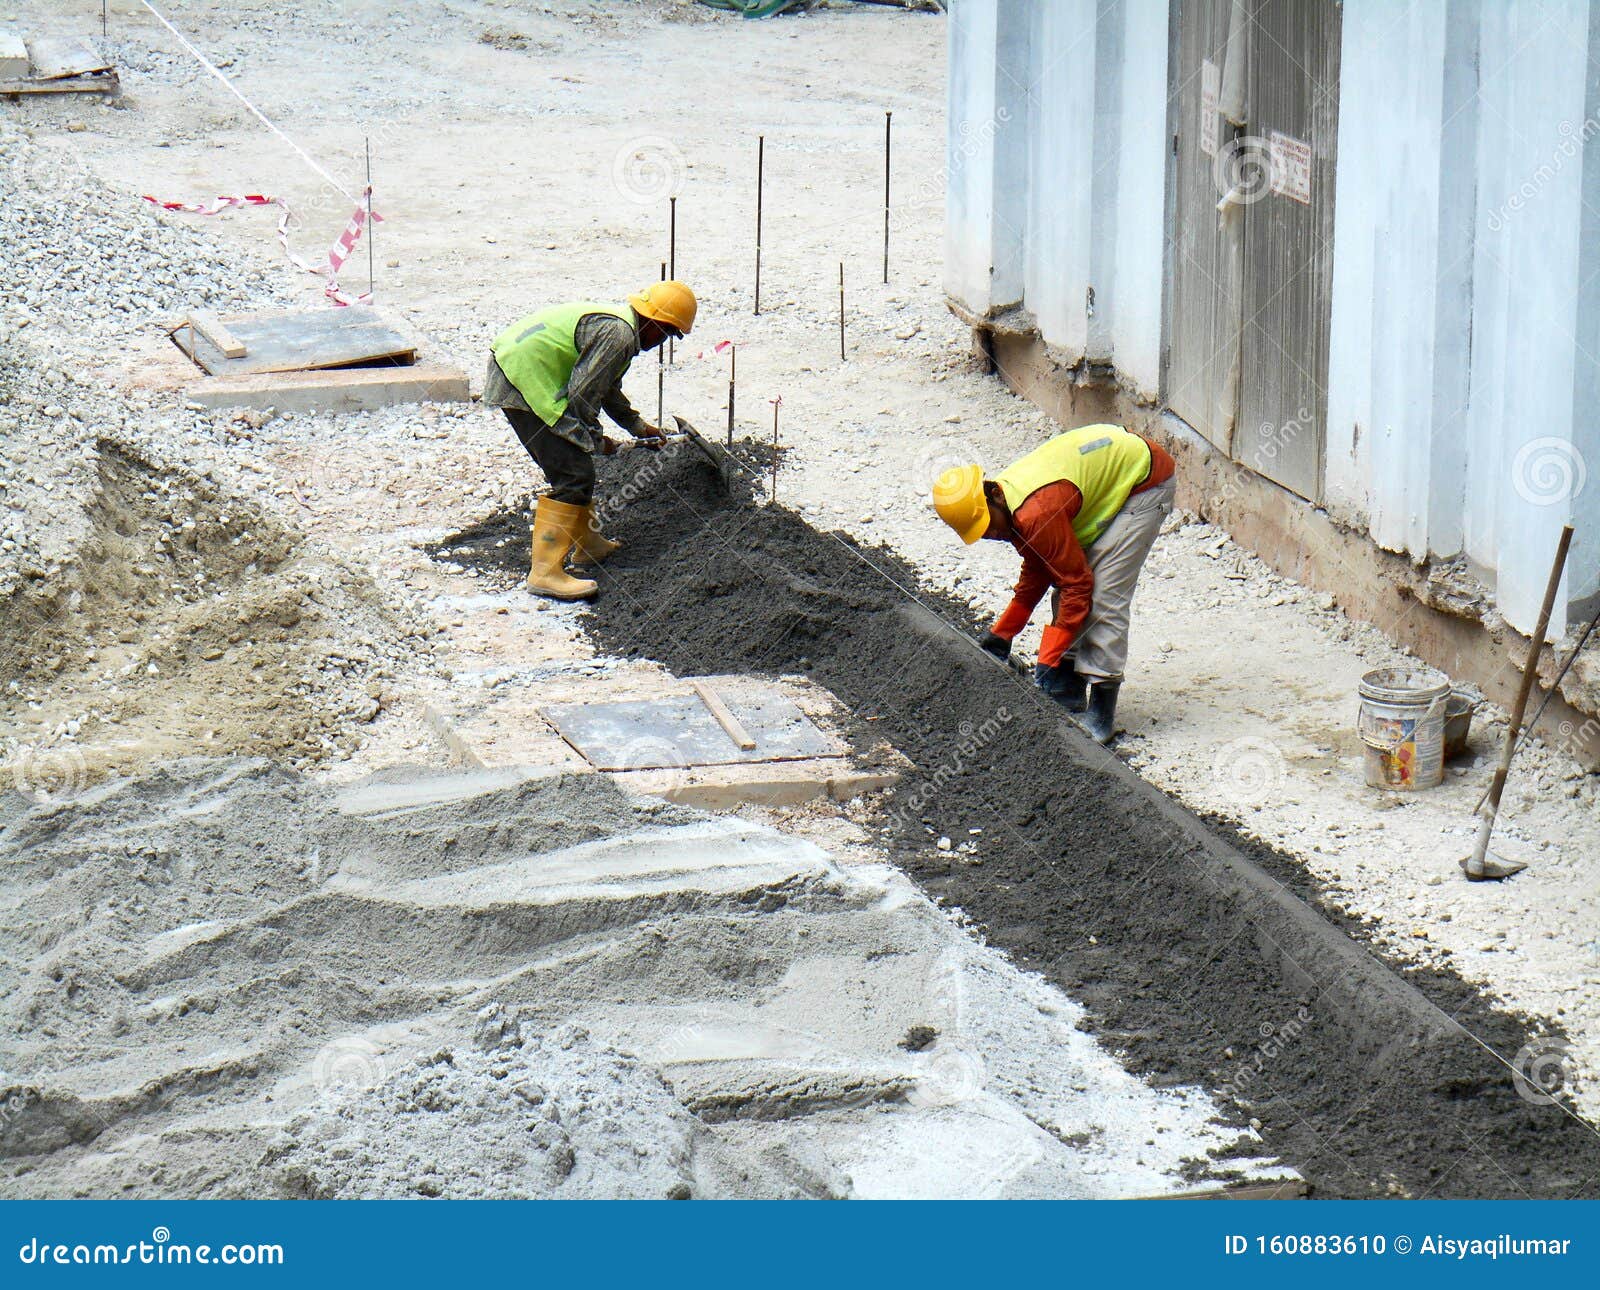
[492,301,635,425]
[994,425,1153,547]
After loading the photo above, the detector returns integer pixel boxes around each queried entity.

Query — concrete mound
[0,759,1281,1199]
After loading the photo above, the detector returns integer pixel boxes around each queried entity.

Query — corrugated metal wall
[1232,0,1339,502]
[946,0,1600,637]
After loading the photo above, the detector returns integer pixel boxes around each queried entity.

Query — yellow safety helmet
[932,464,990,545]
[628,279,697,335]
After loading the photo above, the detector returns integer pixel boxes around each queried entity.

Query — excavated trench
[435,446,1600,1199]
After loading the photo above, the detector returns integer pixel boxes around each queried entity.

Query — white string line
[138,0,357,205]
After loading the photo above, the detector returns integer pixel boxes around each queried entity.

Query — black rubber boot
[1079,680,1121,744]
[1057,669,1089,713]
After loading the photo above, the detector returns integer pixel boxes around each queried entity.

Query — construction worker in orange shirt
[933,424,1177,743]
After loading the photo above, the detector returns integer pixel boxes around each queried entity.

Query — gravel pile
[0,118,291,362]
[0,121,437,779]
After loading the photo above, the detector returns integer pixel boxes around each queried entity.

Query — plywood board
[543,688,842,771]
[177,307,416,376]
[24,35,110,79]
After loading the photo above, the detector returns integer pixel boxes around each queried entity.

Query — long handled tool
[609,416,738,491]
[1461,524,1574,881]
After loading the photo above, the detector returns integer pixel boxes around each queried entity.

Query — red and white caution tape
[141,189,383,306]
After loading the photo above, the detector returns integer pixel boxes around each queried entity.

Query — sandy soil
[2,0,1594,1170]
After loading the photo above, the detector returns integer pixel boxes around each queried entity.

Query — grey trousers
[1054,477,1175,682]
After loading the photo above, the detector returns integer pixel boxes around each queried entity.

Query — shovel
[609,416,738,492]
[670,414,739,491]
[1461,524,1573,881]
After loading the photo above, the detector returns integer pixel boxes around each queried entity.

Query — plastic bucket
[1443,690,1474,760]
[1357,666,1451,790]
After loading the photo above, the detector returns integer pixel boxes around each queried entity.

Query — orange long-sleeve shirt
[990,436,1174,666]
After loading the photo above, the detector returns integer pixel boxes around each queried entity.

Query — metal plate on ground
[174,307,416,376]
[543,689,842,771]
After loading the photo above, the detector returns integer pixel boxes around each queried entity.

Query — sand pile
[272,1025,712,1200]
[1,758,1271,1199]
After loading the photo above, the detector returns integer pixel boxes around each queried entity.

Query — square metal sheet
[542,689,841,771]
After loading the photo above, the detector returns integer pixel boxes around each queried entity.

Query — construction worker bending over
[483,280,697,601]
[933,424,1176,744]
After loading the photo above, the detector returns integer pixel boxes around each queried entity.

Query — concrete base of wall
[969,321,1600,771]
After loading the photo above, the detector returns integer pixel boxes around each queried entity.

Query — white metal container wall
[945,0,1170,398]
[1327,0,1597,635]
[947,0,1600,637]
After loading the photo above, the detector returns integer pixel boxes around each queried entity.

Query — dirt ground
[2,0,1596,1191]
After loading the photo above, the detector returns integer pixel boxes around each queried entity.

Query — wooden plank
[689,679,758,751]
[0,32,28,80]
[181,307,416,377]
[186,311,247,359]
[186,362,469,414]
[24,35,110,79]
[0,70,117,95]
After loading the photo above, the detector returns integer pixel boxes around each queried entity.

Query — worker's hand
[978,630,1011,663]
[600,436,622,456]
[633,423,669,451]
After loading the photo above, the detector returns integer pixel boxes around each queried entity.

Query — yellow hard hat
[628,279,697,335]
[932,464,990,544]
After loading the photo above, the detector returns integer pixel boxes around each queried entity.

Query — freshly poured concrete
[0,761,1291,1199]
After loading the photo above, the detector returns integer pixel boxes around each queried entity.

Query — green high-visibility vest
[492,301,635,425]
[994,425,1154,547]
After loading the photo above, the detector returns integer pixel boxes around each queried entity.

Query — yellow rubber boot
[526,497,598,600]
[571,503,622,566]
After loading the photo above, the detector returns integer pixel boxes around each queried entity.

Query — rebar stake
[883,111,892,284]
[838,262,846,362]
[657,260,666,425]
[668,195,677,365]
[754,135,765,316]
[770,396,781,503]
[365,137,375,304]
